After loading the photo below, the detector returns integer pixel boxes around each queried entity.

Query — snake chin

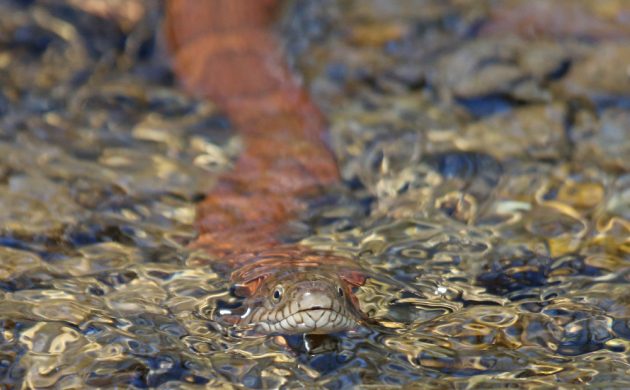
[258,308,356,335]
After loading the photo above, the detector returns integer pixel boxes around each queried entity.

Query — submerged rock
[480,0,630,41]
[458,104,568,160]
[560,44,630,105]
[572,108,630,172]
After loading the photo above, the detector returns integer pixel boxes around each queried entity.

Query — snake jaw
[238,277,362,335]
[257,289,357,334]
[258,308,356,335]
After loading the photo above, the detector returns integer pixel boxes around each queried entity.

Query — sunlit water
[1,0,630,388]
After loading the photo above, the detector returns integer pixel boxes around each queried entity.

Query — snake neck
[165,0,340,259]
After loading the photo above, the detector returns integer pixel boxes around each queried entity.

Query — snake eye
[338,287,344,297]
[272,286,283,302]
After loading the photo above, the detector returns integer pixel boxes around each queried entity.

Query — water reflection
[0,0,630,388]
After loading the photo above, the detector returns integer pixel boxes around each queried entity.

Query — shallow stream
[1,0,630,388]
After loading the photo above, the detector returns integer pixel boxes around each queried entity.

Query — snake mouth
[257,307,356,335]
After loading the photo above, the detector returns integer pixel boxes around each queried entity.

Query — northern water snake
[165,0,368,334]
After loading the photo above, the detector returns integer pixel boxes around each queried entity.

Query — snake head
[228,267,367,335]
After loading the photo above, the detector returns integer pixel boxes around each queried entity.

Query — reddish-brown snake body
[165,0,367,334]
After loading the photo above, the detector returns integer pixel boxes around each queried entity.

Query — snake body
[165,0,366,334]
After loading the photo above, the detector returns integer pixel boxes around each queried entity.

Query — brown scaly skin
[165,0,368,334]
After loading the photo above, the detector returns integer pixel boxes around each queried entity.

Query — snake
[165,0,368,334]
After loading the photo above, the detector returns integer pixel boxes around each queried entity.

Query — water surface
[1,0,630,387]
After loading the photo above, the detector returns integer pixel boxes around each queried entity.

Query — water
[1,0,630,388]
